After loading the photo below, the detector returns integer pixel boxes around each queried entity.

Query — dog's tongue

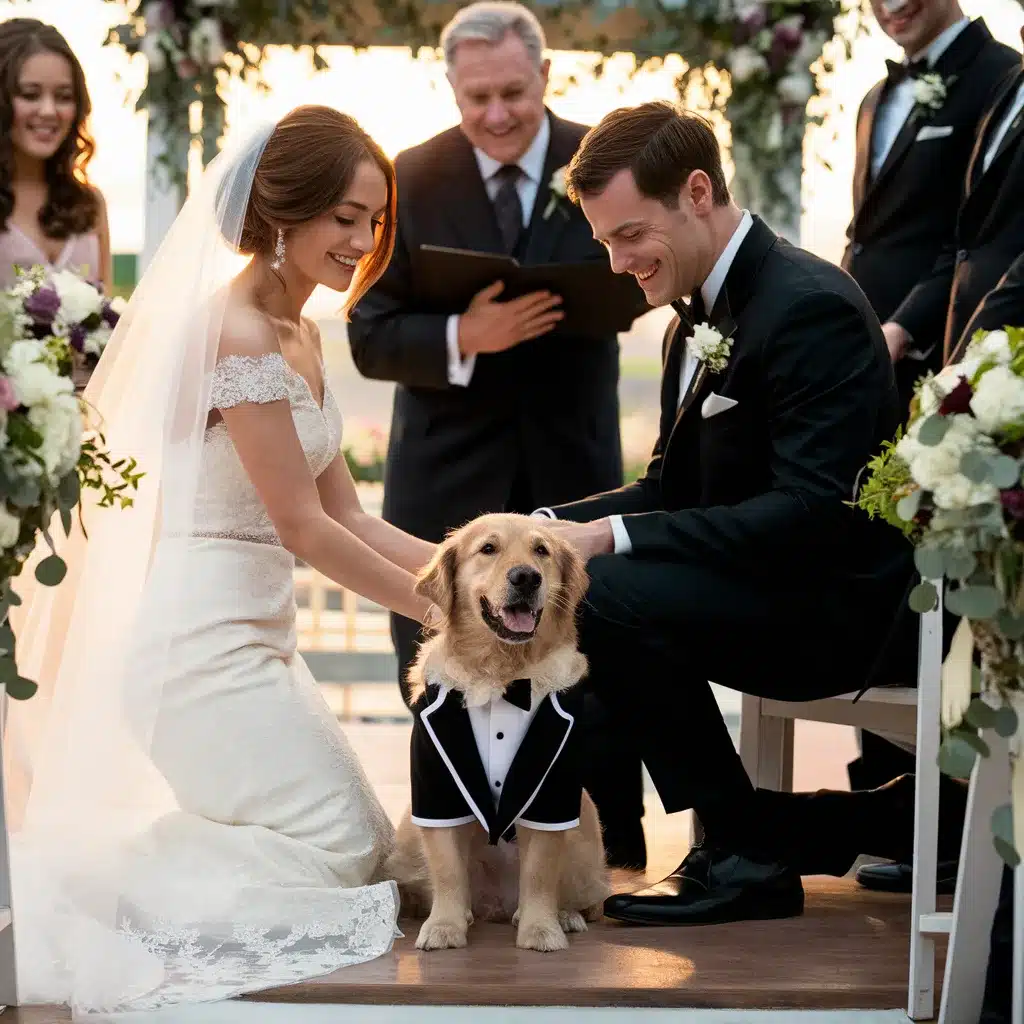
[500,607,536,633]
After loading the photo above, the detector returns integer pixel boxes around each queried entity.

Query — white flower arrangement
[685,322,733,374]
[913,72,952,113]
[855,326,1024,866]
[0,267,142,700]
[542,165,570,220]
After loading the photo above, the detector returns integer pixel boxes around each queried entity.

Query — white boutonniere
[913,72,953,113]
[542,165,570,220]
[686,321,733,373]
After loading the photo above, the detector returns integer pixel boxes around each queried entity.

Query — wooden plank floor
[249,871,947,1011]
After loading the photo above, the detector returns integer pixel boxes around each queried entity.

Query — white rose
[969,364,1024,434]
[4,340,71,406]
[141,29,167,74]
[968,329,1012,366]
[50,270,102,325]
[777,72,814,107]
[931,472,999,511]
[729,46,768,84]
[28,393,82,478]
[109,296,128,315]
[0,505,20,549]
[898,413,989,491]
[83,326,111,358]
[189,17,226,67]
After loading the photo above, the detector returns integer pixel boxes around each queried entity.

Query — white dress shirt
[870,17,970,178]
[533,210,754,556]
[445,116,552,387]
[982,78,1024,173]
[467,693,540,805]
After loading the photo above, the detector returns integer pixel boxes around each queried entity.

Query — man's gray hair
[440,1,547,68]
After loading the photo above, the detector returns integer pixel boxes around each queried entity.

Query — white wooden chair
[736,584,948,1020]
[0,690,17,1007]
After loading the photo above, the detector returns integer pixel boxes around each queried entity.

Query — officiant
[348,1,647,869]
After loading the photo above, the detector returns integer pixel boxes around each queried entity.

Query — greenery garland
[103,0,863,225]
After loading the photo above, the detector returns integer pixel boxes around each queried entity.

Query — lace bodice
[194,353,342,545]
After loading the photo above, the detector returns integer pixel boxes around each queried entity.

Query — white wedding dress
[8,351,401,1013]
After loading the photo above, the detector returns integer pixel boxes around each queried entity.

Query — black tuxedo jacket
[552,217,913,634]
[348,111,635,541]
[843,19,1016,324]
[894,61,1024,365]
[410,682,583,846]
[949,249,1024,363]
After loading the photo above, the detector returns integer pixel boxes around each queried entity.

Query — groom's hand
[544,518,614,561]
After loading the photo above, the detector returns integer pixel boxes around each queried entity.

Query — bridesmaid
[0,18,111,293]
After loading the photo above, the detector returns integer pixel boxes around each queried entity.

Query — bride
[3,106,438,1014]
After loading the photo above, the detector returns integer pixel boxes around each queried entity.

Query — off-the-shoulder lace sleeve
[210,353,290,410]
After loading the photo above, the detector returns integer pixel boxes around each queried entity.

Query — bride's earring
[270,229,286,271]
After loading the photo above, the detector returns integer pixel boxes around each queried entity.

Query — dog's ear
[553,538,589,617]
[415,541,458,616]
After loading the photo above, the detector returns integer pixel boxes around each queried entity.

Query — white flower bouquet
[0,267,141,699]
[855,326,1024,865]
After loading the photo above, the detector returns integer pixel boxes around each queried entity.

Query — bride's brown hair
[240,105,397,313]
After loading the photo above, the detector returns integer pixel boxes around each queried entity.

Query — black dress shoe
[855,860,958,895]
[603,844,804,925]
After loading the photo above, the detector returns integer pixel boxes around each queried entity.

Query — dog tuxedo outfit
[410,678,585,845]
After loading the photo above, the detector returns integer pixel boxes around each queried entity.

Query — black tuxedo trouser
[575,552,895,828]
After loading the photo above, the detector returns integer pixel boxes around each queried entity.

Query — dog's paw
[511,908,520,927]
[416,917,468,951]
[558,909,587,933]
[583,902,603,923]
[517,917,569,952]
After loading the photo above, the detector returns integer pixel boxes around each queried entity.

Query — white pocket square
[915,125,954,142]
[701,392,738,419]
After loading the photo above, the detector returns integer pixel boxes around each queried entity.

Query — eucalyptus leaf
[5,675,37,701]
[960,449,992,484]
[946,584,1003,620]
[993,835,1022,868]
[913,546,946,580]
[908,581,938,613]
[57,471,79,508]
[918,414,950,446]
[993,704,1019,738]
[992,803,1015,845]
[59,506,72,537]
[897,489,922,522]
[990,454,1022,488]
[996,609,1024,639]
[966,697,998,730]
[938,735,978,778]
[34,554,66,587]
[960,730,992,758]
[0,655,19,684]
[972,664,983,694]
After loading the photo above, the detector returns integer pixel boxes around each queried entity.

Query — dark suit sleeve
[619,291,884,564]
[347,190,453,390]
[546,317,676,521]
[952,251,1024,360]
[889,242,957,347]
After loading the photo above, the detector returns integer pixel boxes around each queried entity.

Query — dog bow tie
[503,678,533,711]
[885,57,928,86]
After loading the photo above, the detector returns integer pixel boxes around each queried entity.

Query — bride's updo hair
[238,105,397,311]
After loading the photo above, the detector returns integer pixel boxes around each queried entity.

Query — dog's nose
[507,565,542,593]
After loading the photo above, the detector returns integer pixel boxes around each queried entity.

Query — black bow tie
[885,57,929,86]
[502,678,533,711]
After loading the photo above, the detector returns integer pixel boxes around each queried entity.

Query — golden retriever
[386,513,609,952]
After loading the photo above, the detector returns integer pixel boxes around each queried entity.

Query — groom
[535,101,929,924]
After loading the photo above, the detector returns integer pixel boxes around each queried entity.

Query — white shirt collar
[700,209,753,312]
[473,113,550,184]
[910,16,971,65]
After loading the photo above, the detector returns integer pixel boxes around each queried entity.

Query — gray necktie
[493,164,523,253]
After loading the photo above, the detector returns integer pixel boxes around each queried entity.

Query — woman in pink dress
[0,19,111,292]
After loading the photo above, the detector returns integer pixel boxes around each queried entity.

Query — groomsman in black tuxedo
[348,2,647,868]
[533,101,966,925]
[843,0,1016,416]
[888,41,1024,371]
[948,250,1024,360]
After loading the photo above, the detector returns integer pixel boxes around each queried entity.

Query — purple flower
[23,285,60,325]
[0,377,19,412]
[769,18,804,71]
[1002,489,1024,520]
[69,324,86,352]
[733,5,767,43]
[101,301,120,328]
[938,376,973,415]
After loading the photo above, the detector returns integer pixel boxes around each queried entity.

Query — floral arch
[104,0,864,261]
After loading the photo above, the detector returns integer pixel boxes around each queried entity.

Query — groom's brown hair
[566,101,730,208]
